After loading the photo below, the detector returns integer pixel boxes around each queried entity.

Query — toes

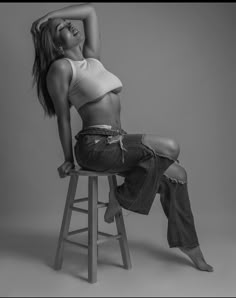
[104,217,114,224]
[104,212,115,223]
[179,247,214,272]
[104,209,115,223]
[207,265,214,272]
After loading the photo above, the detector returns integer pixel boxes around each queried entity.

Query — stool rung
[70,206,88,214]
[68,227,88,236]
[64,239,88,249]
[97,201,108,208]
[97,231,121,245]
[73,197,88,204]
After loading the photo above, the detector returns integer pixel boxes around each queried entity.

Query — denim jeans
[74,126,199,248]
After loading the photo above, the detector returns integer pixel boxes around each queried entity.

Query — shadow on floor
[0,227,89,281]
[0,227,193,283]
[128,239,194,268]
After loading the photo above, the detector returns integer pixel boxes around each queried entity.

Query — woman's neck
[64,45,84,61]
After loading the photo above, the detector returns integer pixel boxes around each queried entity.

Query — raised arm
[46,60,74,177]
[32,3,101,59]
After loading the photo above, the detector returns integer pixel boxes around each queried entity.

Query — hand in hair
[31,14,50,35]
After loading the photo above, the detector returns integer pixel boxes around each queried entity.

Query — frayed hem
[141,134,180,164]
[163,173,187,184]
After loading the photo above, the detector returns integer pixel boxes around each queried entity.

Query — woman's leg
[76,131,212,271]
[105,134,181,222]
[104,180,122,223]
[141,134,180,162]
[158,161,213,272]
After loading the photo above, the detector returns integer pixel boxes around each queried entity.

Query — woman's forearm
[47,3,95,21]
[57,119,74,163]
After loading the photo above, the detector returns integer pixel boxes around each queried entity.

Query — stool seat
[54,167,132,284]
[69,166,116,177]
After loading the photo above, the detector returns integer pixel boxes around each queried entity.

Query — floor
[0,204,235,297]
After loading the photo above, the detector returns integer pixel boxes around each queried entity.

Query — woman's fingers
[36,17,49,32]
[31,21,39,36]
[30,19,43,36]
[57,162,75,178]
[31,15,50,37]
[36,22,42,32]
[64,163,74,174]
[57,167,64,177]
[30,23,35,35]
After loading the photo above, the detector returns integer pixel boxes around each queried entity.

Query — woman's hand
[31,14,50,35]
[57,160,75,178]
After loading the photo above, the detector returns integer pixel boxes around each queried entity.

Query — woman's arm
[32,3,101,59]
[46,60,74,164]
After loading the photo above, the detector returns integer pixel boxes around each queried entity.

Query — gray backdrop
[0,3,235,250]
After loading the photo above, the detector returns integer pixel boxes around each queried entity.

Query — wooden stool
[54,166,132,283]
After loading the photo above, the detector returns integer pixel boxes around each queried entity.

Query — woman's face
[48,18,83,50]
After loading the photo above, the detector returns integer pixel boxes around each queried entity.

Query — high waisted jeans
[74,126,199,248]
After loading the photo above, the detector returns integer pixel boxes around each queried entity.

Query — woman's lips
[73,30,79,36]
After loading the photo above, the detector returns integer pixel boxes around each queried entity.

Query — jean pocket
[74,136,106,169]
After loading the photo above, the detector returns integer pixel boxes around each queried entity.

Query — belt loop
[119,135,127,163]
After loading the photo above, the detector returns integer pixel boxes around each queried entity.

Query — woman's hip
[74,131,153,172]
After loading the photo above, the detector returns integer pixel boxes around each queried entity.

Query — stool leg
[88,176,98,283]
[108,175,132,270]
[54,174,79,270]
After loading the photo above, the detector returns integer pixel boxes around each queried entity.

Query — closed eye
[59,22,72,32]
[56,21,72,34]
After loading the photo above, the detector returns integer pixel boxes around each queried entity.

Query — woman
[31,3,213,272]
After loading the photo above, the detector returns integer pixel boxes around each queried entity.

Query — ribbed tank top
[63,57,123,109]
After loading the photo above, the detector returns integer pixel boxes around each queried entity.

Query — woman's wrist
[65,158,74,164]
[46,11,57,20]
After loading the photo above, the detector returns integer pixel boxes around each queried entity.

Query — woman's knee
[166,138,180,160]
[164,162,187,183]
[177,165,187,183]
[141,134,180,161]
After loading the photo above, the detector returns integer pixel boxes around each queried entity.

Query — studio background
[0,3,235,297]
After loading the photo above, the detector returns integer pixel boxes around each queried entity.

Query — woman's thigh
[141,134,180,161]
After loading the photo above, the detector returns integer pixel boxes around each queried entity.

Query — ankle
[109,191,118,202]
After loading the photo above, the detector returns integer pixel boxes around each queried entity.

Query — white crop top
[64,57,123,109]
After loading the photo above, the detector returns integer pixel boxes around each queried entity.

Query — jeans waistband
[84,124,113,129]
[75,126,127,139]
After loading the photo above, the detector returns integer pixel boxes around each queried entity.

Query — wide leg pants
[74,127,199,248]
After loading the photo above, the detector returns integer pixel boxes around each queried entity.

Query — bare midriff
[74,91,122,130]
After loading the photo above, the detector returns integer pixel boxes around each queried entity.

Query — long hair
[31,21,65,118]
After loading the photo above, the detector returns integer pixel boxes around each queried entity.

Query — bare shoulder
[46,58,72,105]
[47,59,71,82]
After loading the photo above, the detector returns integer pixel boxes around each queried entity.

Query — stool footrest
[97,201,108,208]
[68,227,88,236]
[64,239,88,249]
[97,231,121,245]
[70,206,88,214]
[64,232,121,248]
[73,197,88,204]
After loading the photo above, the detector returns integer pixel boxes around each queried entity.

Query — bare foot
[104,191,121,223]
[179,246,214,272]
